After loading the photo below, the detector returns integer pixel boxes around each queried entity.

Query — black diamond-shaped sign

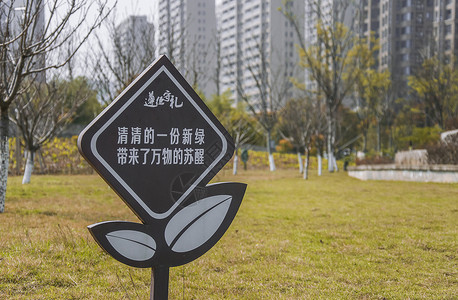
[78,56,235,223]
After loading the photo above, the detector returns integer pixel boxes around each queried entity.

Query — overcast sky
[72,0,157,76]
[108,0,157,24]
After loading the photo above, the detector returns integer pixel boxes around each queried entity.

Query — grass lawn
[0,169,456,299]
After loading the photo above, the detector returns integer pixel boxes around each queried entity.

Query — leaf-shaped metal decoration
[88,221,156,268]
[106,230,156,261]
[159,182,247,267]
[87,183,246,268]
[165,195,232,252]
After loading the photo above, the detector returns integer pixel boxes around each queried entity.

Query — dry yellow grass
[0,170,457,299]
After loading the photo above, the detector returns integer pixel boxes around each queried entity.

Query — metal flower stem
[150,265,170,300]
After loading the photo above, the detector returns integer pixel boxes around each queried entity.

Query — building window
[417,13,423,23]
[397,26,411,35]
[399,0,412,7]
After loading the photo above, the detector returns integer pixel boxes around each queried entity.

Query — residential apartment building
[304,0,356,93]
[116,15,155,74]
[358,0,437,99]
[0,0,45,82]
[433,0,458,62]
[158,0,217,97]
[1,0,44,39]
[304,0,331,91]
[217,0,304,105]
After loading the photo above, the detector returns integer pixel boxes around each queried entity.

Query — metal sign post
[78,56,246,299]
[150,266,169,299]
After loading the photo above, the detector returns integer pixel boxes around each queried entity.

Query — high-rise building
[303,0,356,93]
[217,0,304,105]
[0,0,45,82]
[358,0,436,99]
[1,0,44,39]
[433,0,458,62]
[158,0,217,97]
[305,0,337,45]
[115,15,155,74]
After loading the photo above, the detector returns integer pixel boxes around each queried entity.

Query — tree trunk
[15,134,21,175]
[303,148,310,180]
[389,127,393,152]
[332,153,338,172]
[266,131,276,171]
[233,151,238,175]
[327,114,334,172]
[37,149,46,173]
[438,104,444,130]
[0,107,10,213]
[317,151,322,176]
[22,150,35,184]
[363,129,368,153]
[268,153,276,171]
[376,119,381,155]
[297,151,303,174]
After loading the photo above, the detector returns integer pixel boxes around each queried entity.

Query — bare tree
[206,90,258,175]
[280,0,325,174]
[157,5,217,98]
[184,37,214,94]
[279,94,325,179]
[214,28,223,97]
[0,0,114,212]
[279,97,313,178]
[237,41,292,171]
[281,0,374,172]
[230,109,258,175]
[158,3,186,66]
[312,93,328,176]
[11,76,94,183]
[92,13,155,105]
